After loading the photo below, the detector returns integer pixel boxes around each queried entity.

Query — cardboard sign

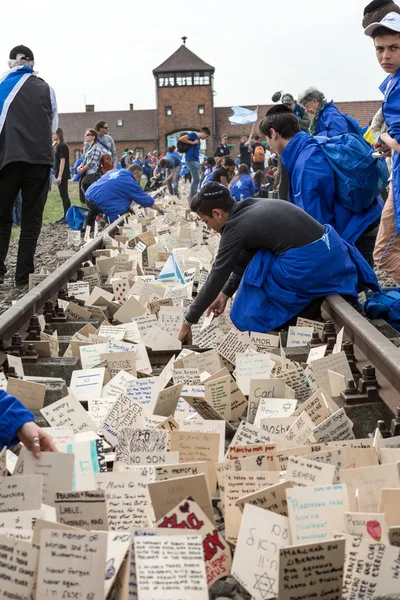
[115,428,169,464]
[23,451,74,506]
[96,471,151,530]
[0,475,43,512]
[236,480,293,516]
[54,490,109,530]
[343,511,389,543]
[148,473,214,523]
[102,395,146,447]
[156,497,231,587]
[232,504,291,599]
[279,538,345,600]
[286,455,336,487]
[6,377,46,410]
[134,536,208,600]
[235,353,273,395]
[287,484,350,544]
[0,534,38,598]
[36,529,107,600]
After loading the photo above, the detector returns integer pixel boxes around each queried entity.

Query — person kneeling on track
[177,183,380,342]
[0,389,56,456]
[84,164,165,227]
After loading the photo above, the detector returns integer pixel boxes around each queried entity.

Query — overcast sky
[2,0,386,114]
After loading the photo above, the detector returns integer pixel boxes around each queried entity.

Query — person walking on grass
[0,45,58,287]
[52,127,71,224]
[179,127,210,201]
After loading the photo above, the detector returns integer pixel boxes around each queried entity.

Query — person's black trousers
[58,179,71,216]
[84,199,102,228]
[0,161,50,284]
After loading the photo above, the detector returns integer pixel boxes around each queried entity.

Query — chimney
[129,103,134,111]
[85,104,95,112]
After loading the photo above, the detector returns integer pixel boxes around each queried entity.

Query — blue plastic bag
[66,205,88,230]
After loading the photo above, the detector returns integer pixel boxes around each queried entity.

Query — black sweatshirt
[186,198,325,324]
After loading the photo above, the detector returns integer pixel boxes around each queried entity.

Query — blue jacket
[282,132,382,243]
[315,101,361,138]
[86,169,155,222]
[0,389,34,448]
[381,69,400,232]
[230,174,257,201]
[230,225,379,333]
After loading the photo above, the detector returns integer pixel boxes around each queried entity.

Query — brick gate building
[59,43,382,166]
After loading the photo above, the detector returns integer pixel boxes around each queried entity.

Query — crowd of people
[0,0,400,291]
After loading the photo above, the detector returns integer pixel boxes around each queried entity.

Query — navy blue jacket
[282,132,382,243]
[86,169,155,221]
[0,389,34,448]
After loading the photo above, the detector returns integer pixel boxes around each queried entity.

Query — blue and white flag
[0,66,34,135]
[157,251,185,285]
[229,106,258,126]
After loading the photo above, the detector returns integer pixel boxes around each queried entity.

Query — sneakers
[55,217,67,224]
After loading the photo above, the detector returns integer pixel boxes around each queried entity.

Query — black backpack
[177,133,191,153]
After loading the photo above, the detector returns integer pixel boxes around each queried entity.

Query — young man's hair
[168,145,176,152]
[238,163,250,176]
[223,156,235,168]
[260,113,301,139]
[254,134,261,141]
[128,164,143,174]
[372,24,400,36]
[221,133,228,139]
[95,120,107,131]
[201,126,211,136]
[159,158,168,167]
[56,127,65,143]
[206,156,216,167]
[298,87,325,106]
[190,183,235,216]
[215,157,224,167]
[363,0,400,27]
[241,134,248,140]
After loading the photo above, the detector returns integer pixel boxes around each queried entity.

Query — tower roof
[153,45,215,74]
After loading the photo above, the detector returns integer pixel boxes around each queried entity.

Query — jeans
[186,161,201,199]
[13,191,22,226]
[57,179,71,216]
[0,162,50,283]
[167,165,181,196]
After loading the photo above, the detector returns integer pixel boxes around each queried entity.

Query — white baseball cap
[364,11,400,36]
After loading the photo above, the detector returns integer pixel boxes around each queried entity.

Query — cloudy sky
[1,0,386,114]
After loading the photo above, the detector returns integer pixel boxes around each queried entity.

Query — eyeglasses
[85,133,93,137]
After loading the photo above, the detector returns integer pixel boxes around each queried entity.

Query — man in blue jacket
[259,105,382,263]
[0,389,56,455]
[298,87,363,137]
[85,164,165,227]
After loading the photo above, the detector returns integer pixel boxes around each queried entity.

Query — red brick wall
[157,84,214,154]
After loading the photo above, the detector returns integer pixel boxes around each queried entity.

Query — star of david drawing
[254,572,275,599]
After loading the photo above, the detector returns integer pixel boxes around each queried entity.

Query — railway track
[0,204,399,437]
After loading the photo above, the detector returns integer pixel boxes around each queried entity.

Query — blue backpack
[343,113,364,136]
[66,205,88,230]
[316,133,389,213]
[364,290,400,331]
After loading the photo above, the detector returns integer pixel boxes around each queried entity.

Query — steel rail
[324,294,400,413]
[0,215,126,341]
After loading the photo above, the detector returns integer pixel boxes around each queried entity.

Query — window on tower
[165,106,172,116]
[193,72,211,85]
[198,105,205,115]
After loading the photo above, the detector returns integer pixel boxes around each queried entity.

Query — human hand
[56,177,61,185]
[193,139,200,145]
[17,422,57,458]
[373,140,391,156]
[206,292,228,317]
[178,323,192,344]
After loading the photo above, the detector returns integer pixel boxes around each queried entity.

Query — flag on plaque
[229,106,258,125]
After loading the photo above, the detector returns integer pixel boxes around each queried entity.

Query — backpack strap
[97,138,110,152]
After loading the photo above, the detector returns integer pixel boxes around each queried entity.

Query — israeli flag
[229,106,258,126]
[157,252,185,285]
[0,66,34,135]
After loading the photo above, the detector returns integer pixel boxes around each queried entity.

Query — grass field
[11,183,81,242]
